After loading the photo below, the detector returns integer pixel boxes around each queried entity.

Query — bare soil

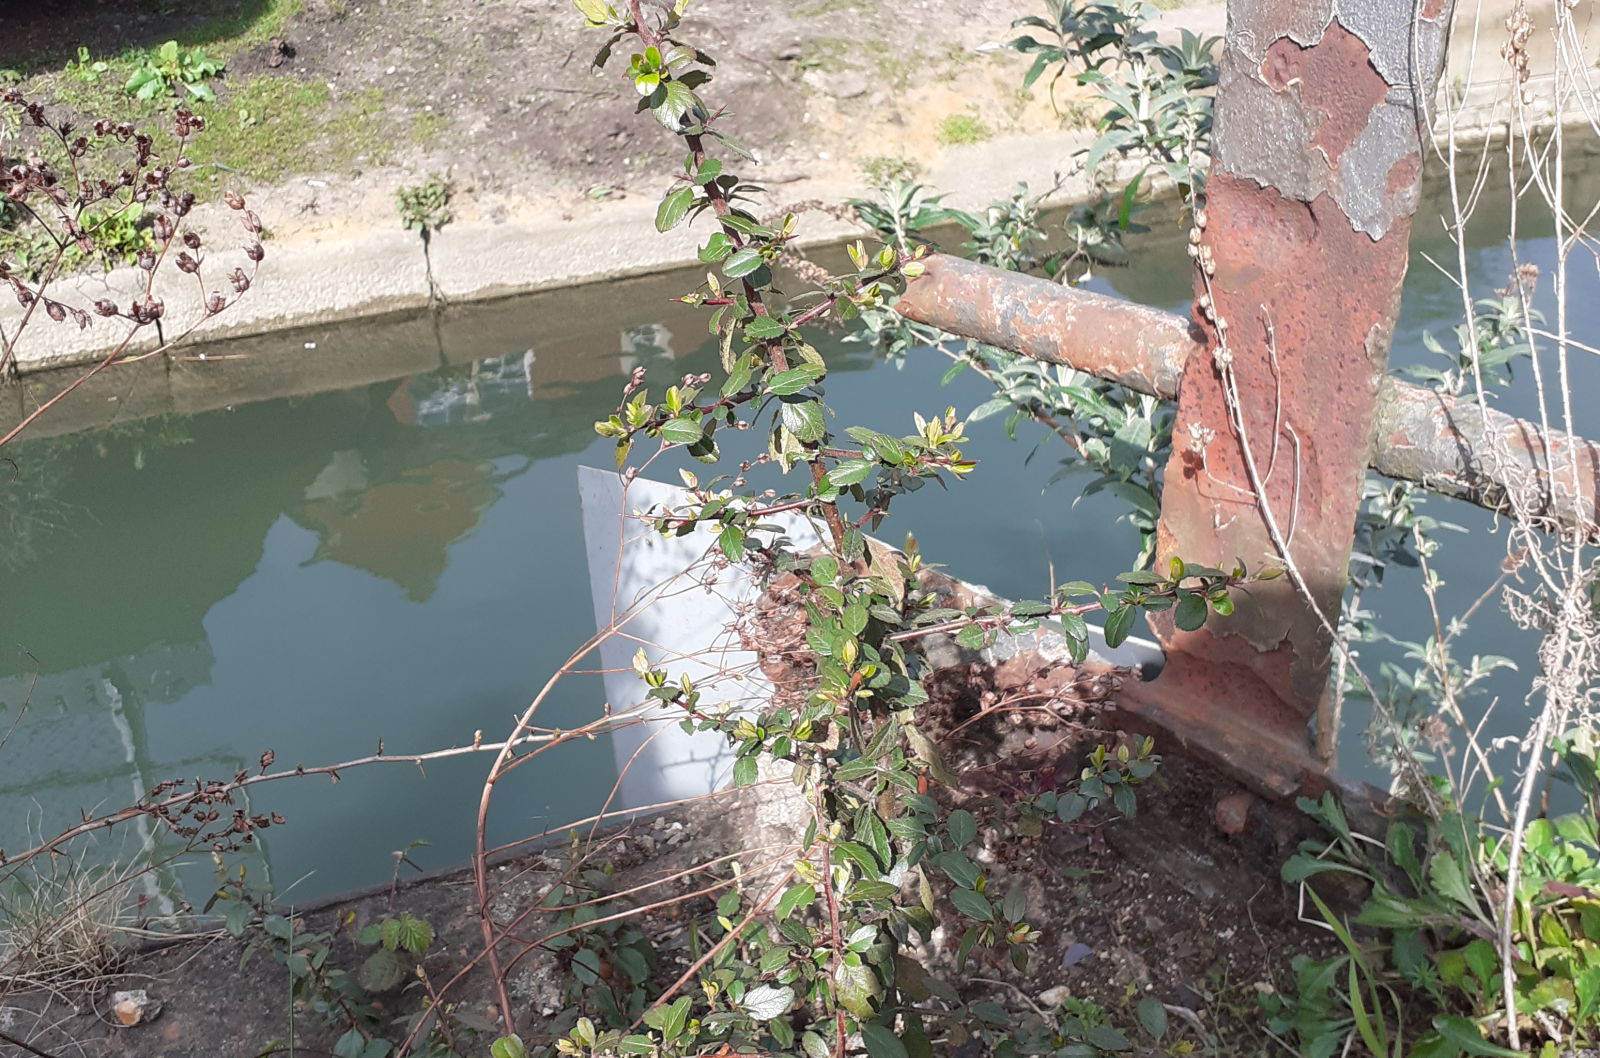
[3,0,1117,245]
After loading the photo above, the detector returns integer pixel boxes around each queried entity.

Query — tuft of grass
[937,110,992,147]
[858,155,921,186]
[185,76,336,183]
[410,109,449,148]
[0,858,134,990]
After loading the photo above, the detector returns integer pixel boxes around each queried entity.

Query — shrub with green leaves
[396,174,453,238]
[125,41,225,103]
[1267,745,1600,1057]
[486,4,1261,1058]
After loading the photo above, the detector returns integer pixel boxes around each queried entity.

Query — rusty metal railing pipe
[894,253,1197,401]
[897,253,1598,540]
[1372,377,1598,538]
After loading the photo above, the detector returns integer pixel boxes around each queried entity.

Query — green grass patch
[858,155,920,185]
[184,0,305,51]
[937,111,992,147]
[189,81,395,183]
[186,77,335,182]
[410,109,449,148]
[21,69,394,198]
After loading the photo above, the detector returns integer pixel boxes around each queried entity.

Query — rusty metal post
[1112,0,1456,794]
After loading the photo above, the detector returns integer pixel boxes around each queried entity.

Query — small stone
[1214,791,1254,835]
[1038,985,1071,1007]
[113,990,160,1027]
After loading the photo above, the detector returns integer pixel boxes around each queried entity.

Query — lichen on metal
[1371,377,1599,539]
[1213,0,1455,237]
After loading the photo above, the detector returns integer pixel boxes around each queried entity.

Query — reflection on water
[2,147,1598,898]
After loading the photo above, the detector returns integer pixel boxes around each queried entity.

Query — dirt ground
[2,0,1205,247]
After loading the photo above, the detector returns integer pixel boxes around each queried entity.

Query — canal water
[1,147,1596,903]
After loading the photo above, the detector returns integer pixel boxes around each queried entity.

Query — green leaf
[698,232,734,262]
[395,913,432,954]
[781,400,825,443]
[1431,1016,1522,1057]
[1084,1025,1129,1051]
[722,352,754,396]
[833,842,881,874]
[663,996,692,1040]
[828,460,874,487]
[742,984,793,1021]
[861,1024,908,1058]
[949,887,993,921]
[651,80,698,129]
[745,316,789,340]
[1137,996,1167,1041]
[718,524,744,562]
[334,1029,369,1058]
[655,185,694,232]
[776,883,815,921]
[1173,589,1208,632]
[955,926,978,972]
[1281,853,1369,884]
[947,809,977,847]
[723,247,762,277]
[1057,792,1086,822]
[833,959,883,1018]
[262,914,292,940]
[938,850,981,889]
[359,948,403,992]
[1102,604,1136,648]
[491,1036,527,1058]
[660,416,705,444]
[733,755,758,786]
[1001,886,1027,924]
[766,365,822,395]
[571,946,602,985]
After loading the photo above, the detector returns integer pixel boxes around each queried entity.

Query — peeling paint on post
[1122,0,1457,782]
